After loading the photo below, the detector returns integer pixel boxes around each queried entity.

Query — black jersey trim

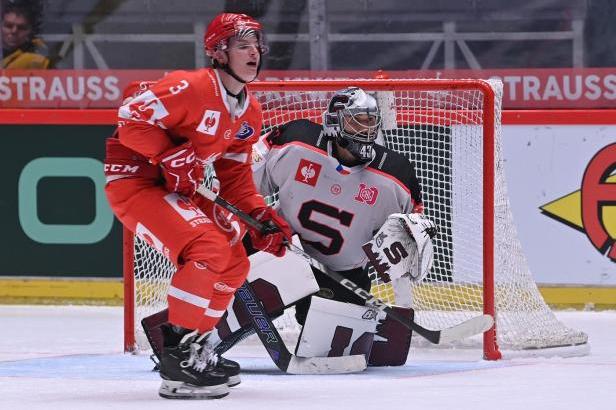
[266,119,327,152]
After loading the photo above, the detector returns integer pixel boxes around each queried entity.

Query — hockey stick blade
[196,185,493,345]
[429,314,494,345]
[287,354,367,375]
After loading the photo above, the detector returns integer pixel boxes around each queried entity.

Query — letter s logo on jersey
[197,109,221,136]
[119,90,169,127]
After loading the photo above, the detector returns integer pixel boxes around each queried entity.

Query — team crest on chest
[235,121,255,140]
[196,109,221,136]
[354,183,379,206]
[295,159,322,187]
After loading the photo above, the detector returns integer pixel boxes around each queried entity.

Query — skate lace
[198,346,219,368]
[178,331,219,372]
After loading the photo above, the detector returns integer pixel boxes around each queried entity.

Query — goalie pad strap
[295,265,371,326]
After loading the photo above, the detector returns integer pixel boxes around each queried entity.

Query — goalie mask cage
[123,79,588,360]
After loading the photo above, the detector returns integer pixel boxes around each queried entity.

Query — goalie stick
[197,185,494,345]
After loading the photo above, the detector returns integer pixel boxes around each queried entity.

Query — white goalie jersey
[252,119,424,272]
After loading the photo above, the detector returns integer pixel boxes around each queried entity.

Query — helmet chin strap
[213,52,263,84]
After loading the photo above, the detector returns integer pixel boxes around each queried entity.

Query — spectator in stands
[1,0,50,68]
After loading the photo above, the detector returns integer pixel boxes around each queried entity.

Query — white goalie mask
[323,87,382,163]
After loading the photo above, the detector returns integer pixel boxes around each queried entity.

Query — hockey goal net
[123,79,587,359]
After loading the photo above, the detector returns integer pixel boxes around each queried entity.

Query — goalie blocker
[142,246,413,368]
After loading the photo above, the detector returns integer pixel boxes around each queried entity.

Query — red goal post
[123,78,588,359]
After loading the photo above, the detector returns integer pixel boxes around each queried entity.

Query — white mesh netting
[126,79,587,357]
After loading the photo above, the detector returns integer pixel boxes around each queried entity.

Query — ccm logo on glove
[152,142,203,198]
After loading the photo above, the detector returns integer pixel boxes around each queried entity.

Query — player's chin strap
[213,56,261,84]
[196,185,495,345]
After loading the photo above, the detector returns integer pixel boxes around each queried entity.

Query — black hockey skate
[216,355,242,387]
[158,325,229,400]
[211,354,241,387]
[197,330,241,387]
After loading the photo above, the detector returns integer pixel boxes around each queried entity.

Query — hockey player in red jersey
[104,13,291,399]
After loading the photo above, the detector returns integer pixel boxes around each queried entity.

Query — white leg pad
[246,235,318,305]
[295,296,380,359]
[210,236,318,345]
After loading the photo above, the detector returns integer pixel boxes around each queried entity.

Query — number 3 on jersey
[169,80,189,95]
[297,200,353,255]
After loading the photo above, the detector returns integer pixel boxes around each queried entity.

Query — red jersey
[116,68,265,212]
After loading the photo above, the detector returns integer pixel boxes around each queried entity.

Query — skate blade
[227,375,241,387]
[158,380,229,400]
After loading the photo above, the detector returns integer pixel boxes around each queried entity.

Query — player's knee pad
[368,306,413,366]
[220,253,250,290]
[182,233,233,274]
[198,254,251,332]
[168,260,228,331]
[294,296,379,360]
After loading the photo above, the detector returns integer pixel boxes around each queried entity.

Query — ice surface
[0,305,614,409]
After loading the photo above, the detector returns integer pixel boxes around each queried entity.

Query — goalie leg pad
[295,265,371,326]
[368,306,413,366]
[246,239,318,307]
[295,296,379,360]
[141,308,169,367]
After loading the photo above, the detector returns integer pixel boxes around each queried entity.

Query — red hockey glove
[248,207,292,257]
[152,142,203,198]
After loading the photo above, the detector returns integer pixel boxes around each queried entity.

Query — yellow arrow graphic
[540,175,616,237]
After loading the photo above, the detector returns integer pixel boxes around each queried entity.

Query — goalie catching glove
[362,213,436,284]
[248,207,292,257]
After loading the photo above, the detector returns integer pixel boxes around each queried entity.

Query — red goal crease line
[0,109,614,125]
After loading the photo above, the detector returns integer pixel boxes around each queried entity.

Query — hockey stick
[232,281,366,374]
[197,185,494,345]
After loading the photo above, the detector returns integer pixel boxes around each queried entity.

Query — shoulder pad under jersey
[266,119,325,150]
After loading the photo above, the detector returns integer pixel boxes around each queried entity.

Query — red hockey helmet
[204,13,267,54]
